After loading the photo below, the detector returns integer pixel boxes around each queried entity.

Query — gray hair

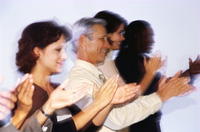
[71,17,106,53]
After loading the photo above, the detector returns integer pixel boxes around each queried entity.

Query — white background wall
[0,0,200,131]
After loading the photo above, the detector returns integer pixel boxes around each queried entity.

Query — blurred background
[0,0,200,131]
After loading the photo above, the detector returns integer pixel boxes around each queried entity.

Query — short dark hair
[16,21,71,74]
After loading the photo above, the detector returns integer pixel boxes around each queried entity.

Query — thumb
[189,58,193,66]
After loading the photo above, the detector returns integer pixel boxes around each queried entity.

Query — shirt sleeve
[103,93,162,130]
[68,67,162,130]
[0,123,19,132]
[20,111,53,132]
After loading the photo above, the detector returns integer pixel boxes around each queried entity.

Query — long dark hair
[119,20,150,57]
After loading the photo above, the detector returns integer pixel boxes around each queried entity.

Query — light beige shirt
[67,59,162,132]
[98,50,126,86]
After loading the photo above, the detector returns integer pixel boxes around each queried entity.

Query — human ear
[33,47,41,57]
[80,35,88,46]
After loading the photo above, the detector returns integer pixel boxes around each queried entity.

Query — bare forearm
[92,104,113,126]
[36,100,54,126]
[11,110,28,129]
[72,102,108,130]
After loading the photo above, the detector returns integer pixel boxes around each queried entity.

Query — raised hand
[111,83,140,104]
[144,51,166,75]
[157,70,196,102]
[0,74,17,125]
[11,73,34,129]
[15,74,34,113]
[188,55,200,75]
[0,91,17,120]
[92,75,118,108]
[47,79,90,111]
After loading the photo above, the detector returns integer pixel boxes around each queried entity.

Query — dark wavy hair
[94,10,127,45]
[119,20,150,56]
[16,21,71,74]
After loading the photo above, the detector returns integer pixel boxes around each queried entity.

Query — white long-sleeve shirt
[67,59,162,132]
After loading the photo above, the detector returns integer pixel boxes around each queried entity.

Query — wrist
[40,100,55,117]
[39,107,53,118]
[13,109,28,119]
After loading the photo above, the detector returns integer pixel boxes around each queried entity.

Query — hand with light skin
[157,70,196,102]
[138,51,166,95]
[11,73,35,129]
[0,75,17,126]
[36,79,90,126]
[73,75,120,130]
[90,75,139,127]
[144,51,165,76]
[92,75,119,108]
[111,82,140,104]
[0,91,17,120]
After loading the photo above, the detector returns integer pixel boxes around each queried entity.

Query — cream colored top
[67,59,162,132]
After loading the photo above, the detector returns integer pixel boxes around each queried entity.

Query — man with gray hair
[67,17,194,132]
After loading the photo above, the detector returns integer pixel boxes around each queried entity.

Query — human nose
[121,34,125,41]
[61,51,68,60]
[104,38,110,49]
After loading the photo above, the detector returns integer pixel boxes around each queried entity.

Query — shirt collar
[75,59,101,78]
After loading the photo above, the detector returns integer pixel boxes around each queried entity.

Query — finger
[26,85,35,100]
[177,85,194,97]
[197,54,200,60]
[59,79,69,90]
[169,70,182,81]
[189,58,193,66]
[152,50,161,57]
[158,75,167,87]
[0,96,15,110]
[23,75,34,99]
[101,75,116,90]
[18,75,31,97]
[72,84,90,95]
[106,75,118,96]
[125,85,140,95]
[0,104,11,117]
[0,92,17,103]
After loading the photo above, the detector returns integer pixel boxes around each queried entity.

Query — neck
[77,51,98,66]
[31,65,52,91]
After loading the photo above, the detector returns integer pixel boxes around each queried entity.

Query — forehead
[116,23,125,32]
[91,24,107,36]
[47,35,67,48]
